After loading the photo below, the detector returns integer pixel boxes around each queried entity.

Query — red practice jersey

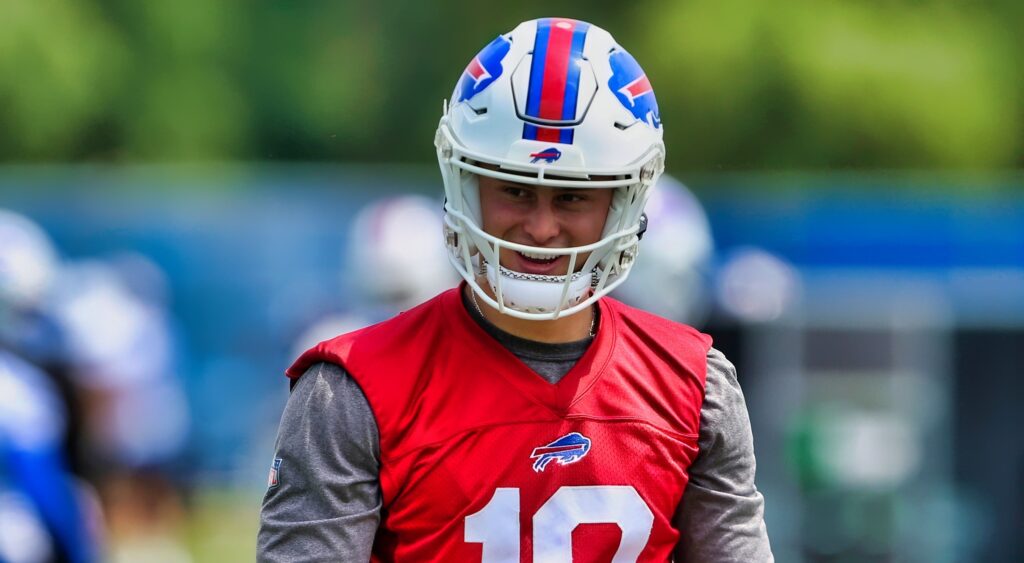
[288,287,712,562]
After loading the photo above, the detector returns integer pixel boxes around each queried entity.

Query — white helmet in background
[0,209,59,313]
[613,175,714,325]
[48,259,188,466]
[48,260,171,388]
[346,195,458,312]
[436,18,665,320]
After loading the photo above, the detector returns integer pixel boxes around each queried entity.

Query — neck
[466,282,595,344]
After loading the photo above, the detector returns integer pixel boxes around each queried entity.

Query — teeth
[519,250,557,261]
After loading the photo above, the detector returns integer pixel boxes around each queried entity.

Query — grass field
[185,489,261,562]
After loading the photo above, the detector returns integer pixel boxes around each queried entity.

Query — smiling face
[477,174,615,277]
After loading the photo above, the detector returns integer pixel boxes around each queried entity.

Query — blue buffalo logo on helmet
[530,431,592,472]
[457,35,512,102]
[529,147,562,164]
[608,48,661,128]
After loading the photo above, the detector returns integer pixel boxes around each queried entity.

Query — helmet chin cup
[484,262,593,316]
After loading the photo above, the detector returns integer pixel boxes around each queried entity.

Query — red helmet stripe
[537,19,575,120]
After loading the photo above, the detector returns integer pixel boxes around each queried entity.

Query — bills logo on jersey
[608,48,661,128]
[529,147,562,164]
[268,458,282,488]
[457,35,512,102]
[530,432,592,472]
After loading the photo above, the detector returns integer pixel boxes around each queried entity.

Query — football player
[0,209,100,563]
[612,174,714,326]
[289,194,458,359]
[48,258,192,563]
[259,18,773,562]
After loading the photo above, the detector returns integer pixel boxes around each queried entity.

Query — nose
[521,198,561,245]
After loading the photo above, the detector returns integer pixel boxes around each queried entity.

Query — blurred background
[0,1,1022,561]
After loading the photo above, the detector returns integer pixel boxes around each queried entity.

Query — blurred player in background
[0,353,98,563]
[612,174,714,327]
[290,194,457,358]
[260,17,772,561]
[0,209,100,563]
[48,258,192,563]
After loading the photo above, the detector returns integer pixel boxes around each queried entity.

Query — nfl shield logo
[268,458,282,488]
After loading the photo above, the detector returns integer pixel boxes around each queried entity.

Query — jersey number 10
[464,485,654,562]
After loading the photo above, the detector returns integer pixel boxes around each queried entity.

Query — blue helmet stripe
[522,18,552,141]
[561,22,590,122]
[555,22,589,144]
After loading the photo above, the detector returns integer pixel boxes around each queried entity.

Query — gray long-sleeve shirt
[258,300,772,562]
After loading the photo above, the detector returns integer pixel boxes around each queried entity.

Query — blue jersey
[0,350,96,563]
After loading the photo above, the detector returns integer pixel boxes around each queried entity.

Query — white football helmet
[0,209,59,313]
[612,175,714,324]
[48,259,171,388]
[47,259,189,466]
[346,194,458,312]
[436,18,665,320]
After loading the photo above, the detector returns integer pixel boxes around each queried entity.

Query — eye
[501,186,531,199]
[556,190,590,204]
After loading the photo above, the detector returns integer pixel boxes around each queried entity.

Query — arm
[0,353,98,563]
[673,347,773,562]
[5,445,96,563]
[257,362,382,563]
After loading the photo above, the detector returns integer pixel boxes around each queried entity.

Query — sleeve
[257,362,382,563]
[673,347,773,562]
